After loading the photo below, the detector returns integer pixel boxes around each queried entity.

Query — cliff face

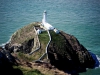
[48,31,95,72]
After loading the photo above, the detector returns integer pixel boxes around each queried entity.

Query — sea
[0,0,100,75]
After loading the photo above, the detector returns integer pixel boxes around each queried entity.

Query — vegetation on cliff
[10,22,49,61]
[11,22,39,44]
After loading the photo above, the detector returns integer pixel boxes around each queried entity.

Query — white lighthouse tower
[42,10,54,30]
[42,10,47,23]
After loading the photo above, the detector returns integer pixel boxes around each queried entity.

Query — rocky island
[0,21,97,75]
[0,11,98,75]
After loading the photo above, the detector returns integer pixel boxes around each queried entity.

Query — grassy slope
[29,31,49,61]
[13,66,44,75]
[49,30,71,58]
[11,22,50,75]
[11,22,40,44]
[50,30,66,52]
[10,22,49,61]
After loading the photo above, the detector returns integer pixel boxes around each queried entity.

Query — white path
[29,26,41,55]
[29,26,52,62]
[37,30,51,60]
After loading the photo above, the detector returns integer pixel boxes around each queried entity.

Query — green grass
[35,31,49,60]
[11,22,40,44]
[23,69,44,75]
[50,31,70,57]
[17,52,35,62]
[17,31,49,61]
[38,31,49,46]
[24,69,44,75]
[13,66,44,75]
[50,30,65,47]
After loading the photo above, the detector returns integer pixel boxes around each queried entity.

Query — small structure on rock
[54,28,59,34]
[37,29,41,35]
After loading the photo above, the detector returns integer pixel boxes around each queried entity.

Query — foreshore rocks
[48,31,96,73]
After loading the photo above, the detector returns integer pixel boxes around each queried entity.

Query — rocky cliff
[0,22,96,75]
[48,31,95,73]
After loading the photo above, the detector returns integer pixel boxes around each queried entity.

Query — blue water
[0,0,100,74]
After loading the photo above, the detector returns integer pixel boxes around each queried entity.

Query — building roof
[43,22,54,30]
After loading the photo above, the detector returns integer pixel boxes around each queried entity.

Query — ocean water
[0,0,100,75]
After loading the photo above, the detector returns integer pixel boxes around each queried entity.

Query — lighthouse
[42,10,54,30]
[42,10,47,23]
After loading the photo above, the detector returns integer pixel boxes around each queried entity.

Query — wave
[96,55,100,68]
[89,51,100,68]
[0,37,11,48]
[0,43,6,49]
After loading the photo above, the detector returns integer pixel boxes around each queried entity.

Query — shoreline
[0,33,12,46]
[0,39,11,48]
[0,22,35,48]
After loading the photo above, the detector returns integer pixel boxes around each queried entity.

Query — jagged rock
[6,38,34,54]
[5,43,10,50]
[19,38,34,53]
[48,31,95,73]
[0,47,8,65]
[5,43,15,53]
[0,47,17,65]
[0,47,23,75]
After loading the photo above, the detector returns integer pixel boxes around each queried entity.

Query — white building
[37,29,41,35]
[54,28,59,34]
[42,10,54,30]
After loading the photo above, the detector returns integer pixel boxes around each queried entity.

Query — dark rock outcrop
[19,38,34,53]
[0,47,23,75]
[0,47,17,65]
[5,38,34,54]
[48,31,95,73]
